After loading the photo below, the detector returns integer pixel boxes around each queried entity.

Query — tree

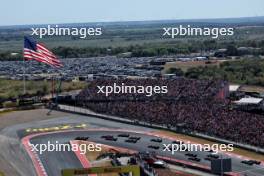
[226,45,238,56]
[166,68,184,76]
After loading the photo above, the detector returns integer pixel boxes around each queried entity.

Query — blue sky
[1,0,264,26]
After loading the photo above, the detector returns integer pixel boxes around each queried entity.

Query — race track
[1,110,263,176]
[25,129,264,176]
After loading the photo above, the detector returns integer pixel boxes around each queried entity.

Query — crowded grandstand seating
[77,78,228,101]
[77,78,264,147]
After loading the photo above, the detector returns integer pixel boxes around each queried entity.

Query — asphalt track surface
[28,130,264,176]
[1,110,263,176]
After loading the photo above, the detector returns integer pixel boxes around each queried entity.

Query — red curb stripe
[69,140,97,176]
[21,135,48,176]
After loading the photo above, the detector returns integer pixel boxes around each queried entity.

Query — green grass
[163,60,223,73]
[0,79,87,99]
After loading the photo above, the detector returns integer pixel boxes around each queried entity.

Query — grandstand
[77,78,229,102]
[76,78,264,148]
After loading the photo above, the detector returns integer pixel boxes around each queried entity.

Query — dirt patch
[78,141,119,176]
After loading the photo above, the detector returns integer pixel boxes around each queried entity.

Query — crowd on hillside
[77,78,264,147]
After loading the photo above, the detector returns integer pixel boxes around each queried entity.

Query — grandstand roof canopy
[234,97,263,105]
[229,85,240,92]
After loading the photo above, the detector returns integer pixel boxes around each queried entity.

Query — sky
[1,0,264,26]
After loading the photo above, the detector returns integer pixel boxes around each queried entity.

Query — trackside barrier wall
[61,165,140,176]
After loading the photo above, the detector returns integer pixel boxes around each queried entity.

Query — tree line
[167,58,264,87]
[1,39,264,61]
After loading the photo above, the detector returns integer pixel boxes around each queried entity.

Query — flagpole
[23,53,26,95]
[23,36,63,97]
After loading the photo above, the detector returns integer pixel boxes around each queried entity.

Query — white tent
[234,97,263,105]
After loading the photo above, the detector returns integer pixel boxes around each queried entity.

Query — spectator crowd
[77,78,264,148]
[78,78,227,101]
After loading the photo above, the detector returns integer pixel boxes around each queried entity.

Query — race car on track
[185,153,197,157]
[188,157,201,162]
[129,136,141,141]
[172,140,183,144]
[75,136,89,141]
[241,160,261,165]
[101,135,113,138]
[125,138,138,143]
[150,138,162,143]
[241,160,255,165]
[207,154,219,159]
[102,135,118,141]
[118,133,130,137]
[148,145,160,150]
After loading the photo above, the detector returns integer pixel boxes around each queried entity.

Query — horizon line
[0,15,264,28]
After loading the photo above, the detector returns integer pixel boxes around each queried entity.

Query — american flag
[23,36,63,68]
